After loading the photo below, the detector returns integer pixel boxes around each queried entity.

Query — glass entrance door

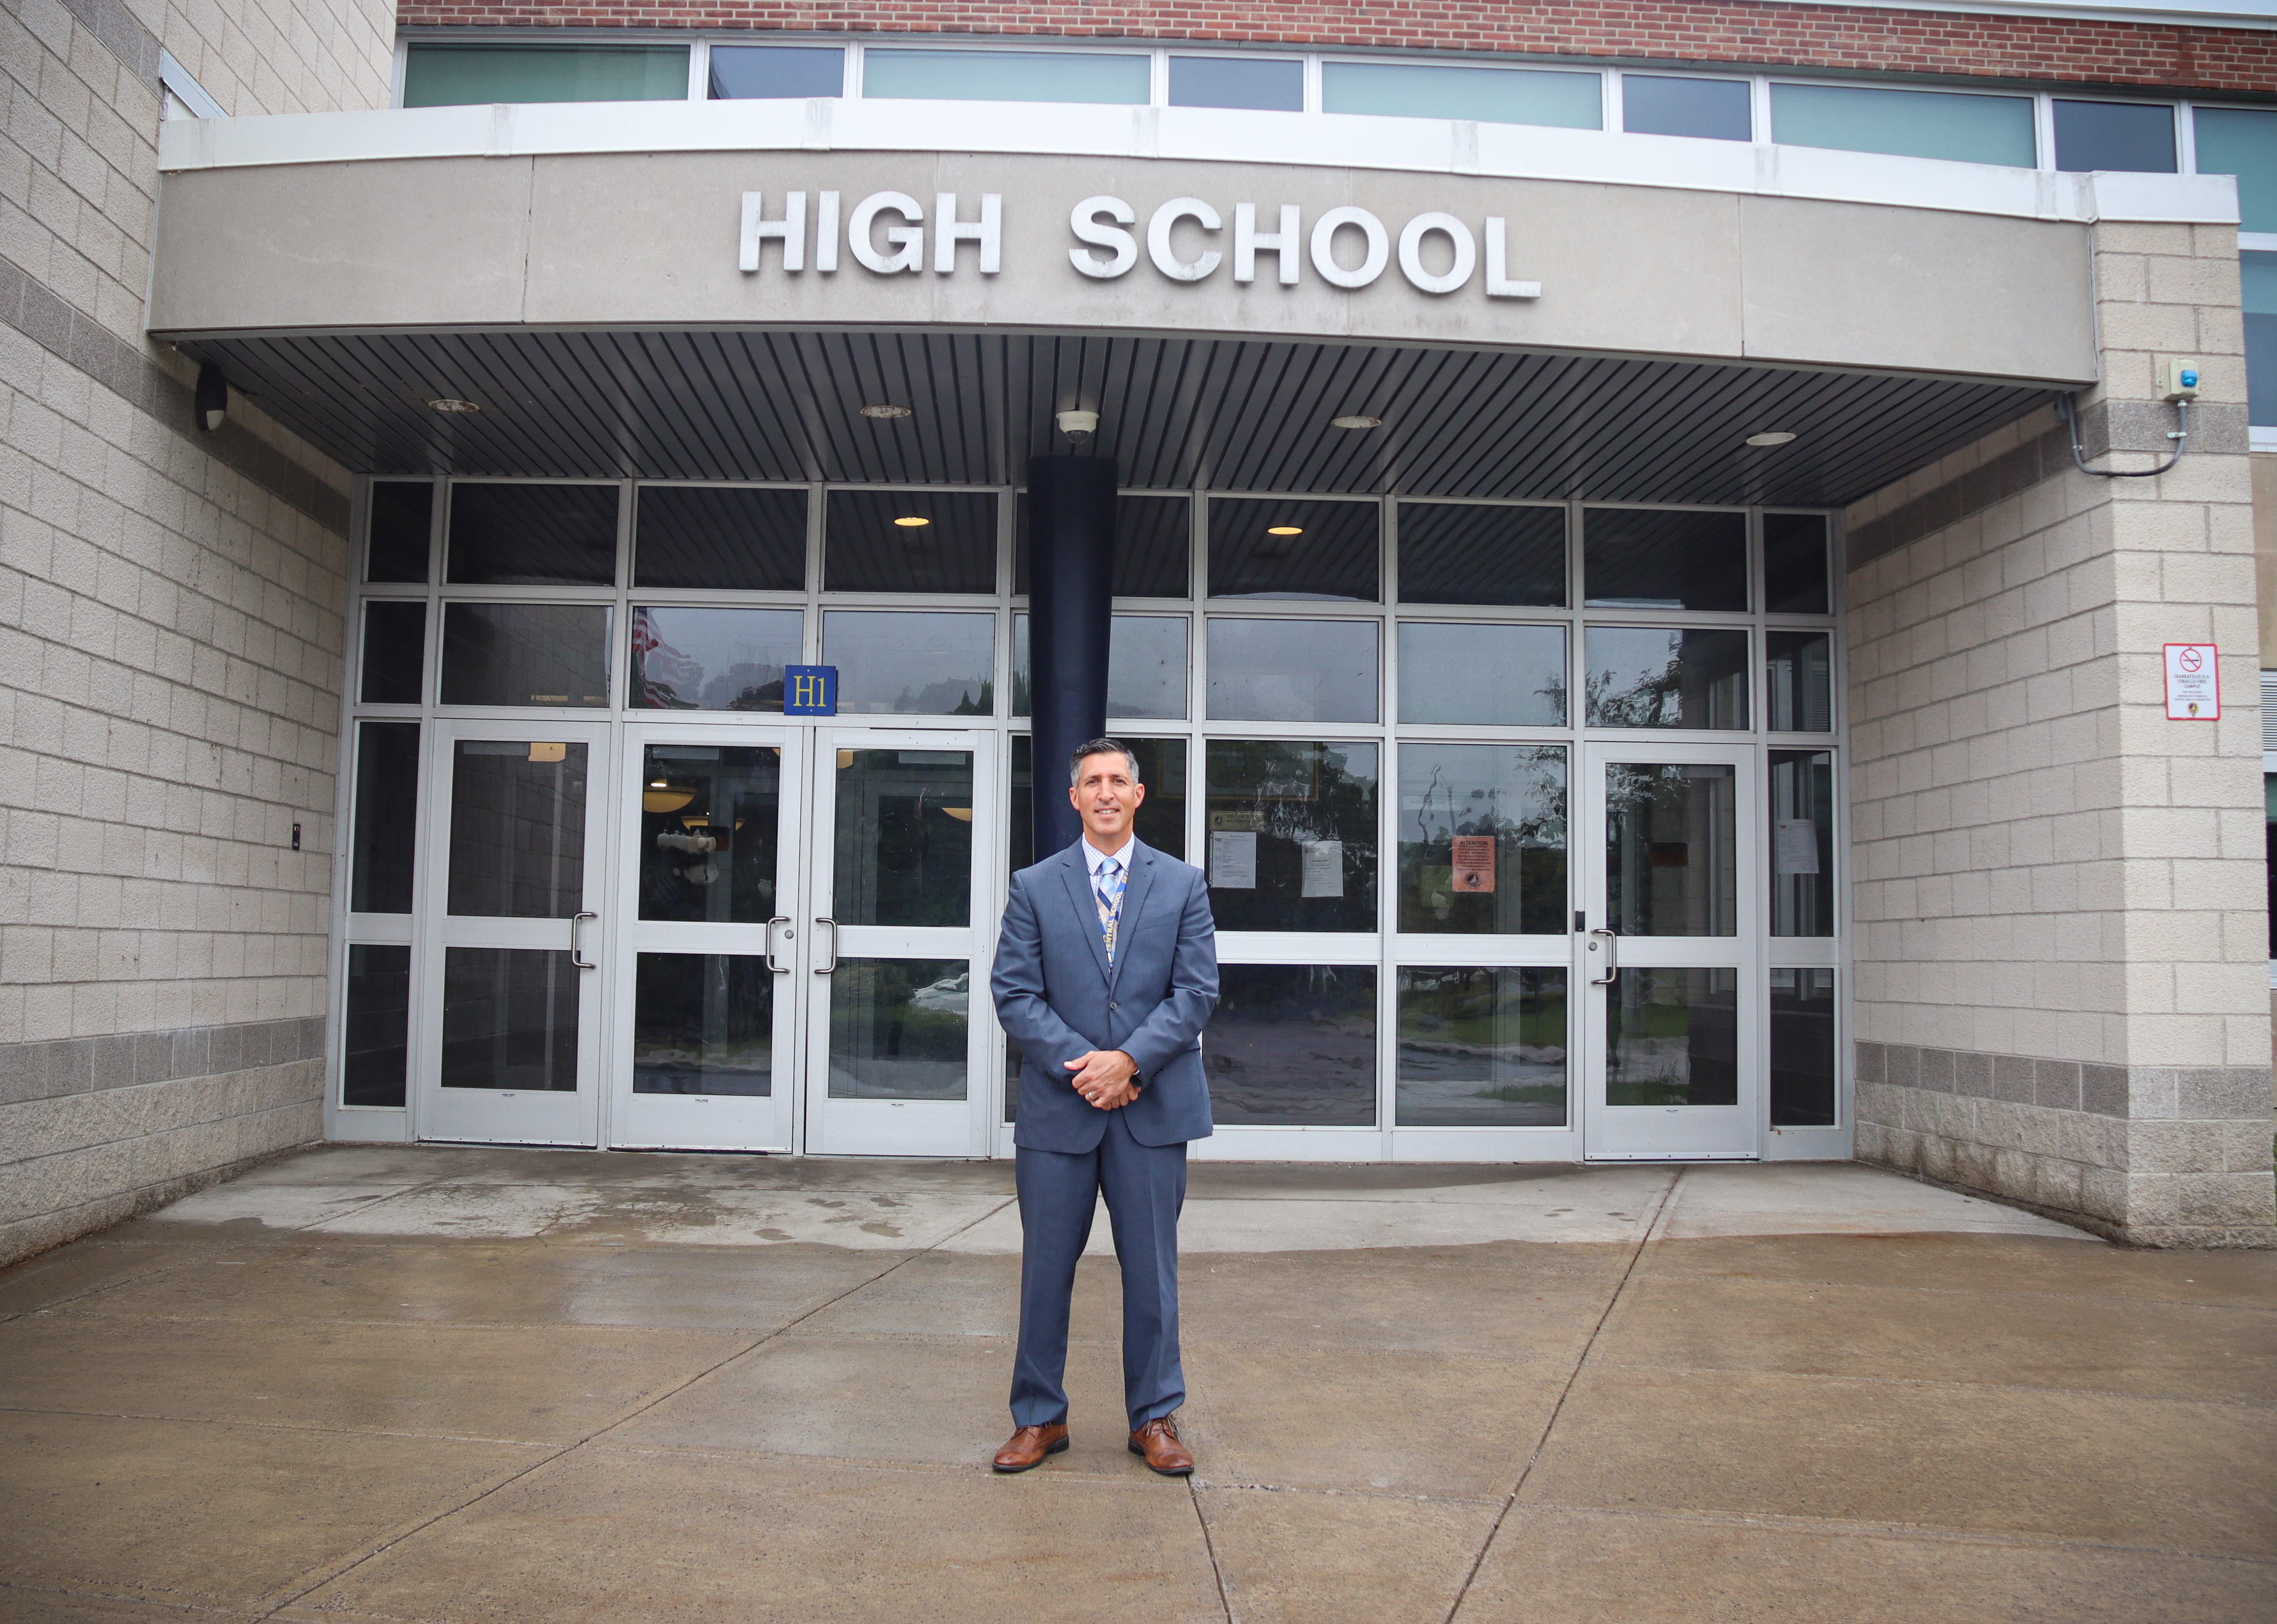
[610,727,805,1151]
[1579,742,1761,1159]
[418,720,612,1146]
[804,730,996,1157]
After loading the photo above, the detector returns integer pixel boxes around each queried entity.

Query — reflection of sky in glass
[1583,627,1747,729]
[1207,617,1377,723]
[1011,614,1188,719]
[1399,623,1565,725]
[826,611,996,716]
[631,607,803,712]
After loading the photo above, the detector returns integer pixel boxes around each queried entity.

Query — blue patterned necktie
[1093,856,1125,962]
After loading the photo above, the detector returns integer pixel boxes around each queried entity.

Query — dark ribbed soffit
[177,328,2052,509]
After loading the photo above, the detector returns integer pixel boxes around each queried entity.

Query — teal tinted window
[1323,61,1600,130]
[2245,251,2276,429]
[1771,82,2034,167]
[862,48,1149,104]
[402,44,691,108]
[2196,108,2277,234]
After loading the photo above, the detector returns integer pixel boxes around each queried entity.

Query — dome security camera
[1055,409,1100,444]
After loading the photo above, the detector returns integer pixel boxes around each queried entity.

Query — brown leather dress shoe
[1127,1416,1194,1476]
[992,1423,1069,1473]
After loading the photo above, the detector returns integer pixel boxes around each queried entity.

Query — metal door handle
[570,910,599,969]
[1586,926,1619,986]
[765,915,793,973]
[812,916,838,974]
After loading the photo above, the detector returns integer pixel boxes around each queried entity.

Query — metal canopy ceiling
[181,327,2052,509]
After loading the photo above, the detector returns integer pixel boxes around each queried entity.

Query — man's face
[1069,751,1146,846]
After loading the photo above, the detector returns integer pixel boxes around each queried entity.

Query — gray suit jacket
[992,837,1218,1152]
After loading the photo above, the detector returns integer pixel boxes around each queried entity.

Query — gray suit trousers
[1010,1107,1188,1431]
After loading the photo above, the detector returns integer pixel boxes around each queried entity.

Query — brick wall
[389,0,2277,99]
[1846,221,2273,1247]
[0,0,385,1264]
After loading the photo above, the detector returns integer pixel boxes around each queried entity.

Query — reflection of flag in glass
[631,608,703,708]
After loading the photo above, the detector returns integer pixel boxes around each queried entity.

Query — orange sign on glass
[1451,835,1496,893]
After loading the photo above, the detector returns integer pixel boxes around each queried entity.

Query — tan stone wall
[0,0,373,1264]
[1846,221,2273,1247]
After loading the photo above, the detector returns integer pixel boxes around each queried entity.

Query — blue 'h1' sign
[784,665,837,716]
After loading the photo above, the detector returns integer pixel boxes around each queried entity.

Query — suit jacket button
[1108,1001,1119,1010]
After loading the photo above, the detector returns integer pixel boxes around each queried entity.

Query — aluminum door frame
[608,722,808,1152]
[1578,739,1763,1161]
[803,727,998,1158]
[416,718,616,1147]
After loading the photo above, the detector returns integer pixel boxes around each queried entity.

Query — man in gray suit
[990,738,1218,1476]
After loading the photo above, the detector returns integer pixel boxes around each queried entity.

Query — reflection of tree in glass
[1401,748,1566,934]
[1585,654,1681,728]
[1205,741,1376,931]
[890,678,994,716]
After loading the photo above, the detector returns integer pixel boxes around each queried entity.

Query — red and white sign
[2163,643,2220,721]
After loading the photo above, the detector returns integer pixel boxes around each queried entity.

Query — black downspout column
[1026,454,1117,861]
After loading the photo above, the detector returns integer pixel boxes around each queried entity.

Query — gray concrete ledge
[0,1016,325,1111]
[1856,1041,2270,1122]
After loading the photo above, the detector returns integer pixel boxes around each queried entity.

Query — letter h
[740,191,808,273]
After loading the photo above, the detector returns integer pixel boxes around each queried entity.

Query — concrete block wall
[1846,219,2275,1247]
[0,0,385,1265]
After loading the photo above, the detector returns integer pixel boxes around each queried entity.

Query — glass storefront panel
[366,481,432,583]
[1769,750,1836,937]
[1009,735,1186,872]
[825,610,994,716]
[1210,964,1377,1125]
[1015,492,1191,599]
[1770,81,2035,167]
[1605,761,1738,937]
[1170,55,1302,112]
[633,952,773,1095]
[1762,513,1831,614]
[2195,108,2277,234]
[864,47,1150,105]
[446,740,590,918]
[404,43,690,108]
[350,722,419,914]
[1206,617,1378,723]
[439,603,612,708]
[635,486,807,590]
[630,607,802,712]
[1605,966,1739,1106]
[1399,622,1566,726]
[1765,631,1833,733]
[709,44,844,100]
[1622,74,1750,141]
[2053,98,2175,173]
[440,947,580,1091]
[1770,967,1838,1126]
[639,745,781,922]
[1396,966,1567,1126]
[1584,627,1748,729]
[827,958,969,1098]
[1398,744,1567,935]
[1011,613,1189,720]
[825,489,996,594]
[1209,498,1380,601]
[833,748,975,927]
[447,484,619,586]
[1583,508,1748,611]
[342,943,411,1108]
[1323,60,1600,129]
[1396,502,1565,607]
[360,600,425,705]
[1205,740,1377,931]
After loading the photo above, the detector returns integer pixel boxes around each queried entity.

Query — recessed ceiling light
[426,397,481,414]
[1266,525,1304,537]
[1745,431,1797,447]
[893,515,931,528]
[1331,415,1382,430]
[861,403,913,420]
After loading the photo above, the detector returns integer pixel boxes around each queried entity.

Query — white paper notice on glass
[1210,831,1258,889]
[1775,819,1820,875]
[2163,642,2219,720]
[1300,839,1345,899]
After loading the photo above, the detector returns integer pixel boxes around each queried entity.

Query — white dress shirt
[1082,833,1136,880]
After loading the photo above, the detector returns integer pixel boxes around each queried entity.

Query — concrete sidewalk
[0,1148,2270,1622]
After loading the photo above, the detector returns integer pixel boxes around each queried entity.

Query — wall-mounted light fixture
[194,365,227,432]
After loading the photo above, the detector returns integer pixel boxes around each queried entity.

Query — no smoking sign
[2162,643,2220,721]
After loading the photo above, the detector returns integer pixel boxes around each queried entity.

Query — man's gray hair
[1069,737,1142,788]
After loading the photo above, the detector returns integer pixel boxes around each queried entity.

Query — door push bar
[570,911,599,970]
[1586,926,1619,986]
[813,916,838,975]
[765,915,794,974]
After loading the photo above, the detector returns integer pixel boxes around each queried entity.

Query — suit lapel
[1059,845,1113,984]
[1104,842,1158,992]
